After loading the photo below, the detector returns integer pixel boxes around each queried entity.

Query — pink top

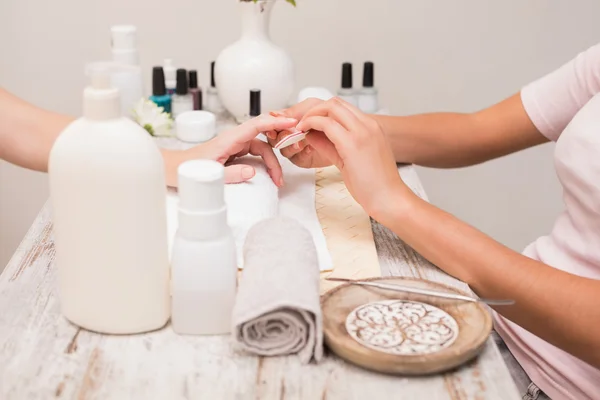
[494,43,600,400]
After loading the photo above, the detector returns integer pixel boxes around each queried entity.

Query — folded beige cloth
[232,217,324,364]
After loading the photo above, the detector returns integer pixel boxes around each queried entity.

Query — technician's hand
[265,98,333,169]
[164,114,297,187]
[296,97,413,217]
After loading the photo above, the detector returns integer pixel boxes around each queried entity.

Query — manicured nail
[270,111,283,117]
[242,167,254,179]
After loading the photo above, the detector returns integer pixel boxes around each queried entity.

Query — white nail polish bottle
[171,160,237,335]
[336,62,358,107]
[358,61,379,114]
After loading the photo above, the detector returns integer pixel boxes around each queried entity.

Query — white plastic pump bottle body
[171,225,237,335]
[48,117,170,334]
[110,68,144,118]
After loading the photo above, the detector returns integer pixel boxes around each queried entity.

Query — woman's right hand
[266,98,333,169]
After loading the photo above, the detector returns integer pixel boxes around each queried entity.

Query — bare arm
[298,96,600,369]
[373,93,549,167]
[377,192,600,368]
[0,88,296,187]
[0,88,73,171]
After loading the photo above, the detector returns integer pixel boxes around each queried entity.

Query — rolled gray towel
[232,217,323,364]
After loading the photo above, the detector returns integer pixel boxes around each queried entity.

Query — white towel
[232,217,324,364]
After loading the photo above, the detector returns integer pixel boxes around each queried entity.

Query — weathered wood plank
[0,165,520,400]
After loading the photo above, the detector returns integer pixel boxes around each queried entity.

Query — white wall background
[1,0,600,269]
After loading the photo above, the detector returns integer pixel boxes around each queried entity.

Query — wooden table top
[0,160,520,399]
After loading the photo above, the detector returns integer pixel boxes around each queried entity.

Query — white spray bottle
[48,61,170,334]
[171,160,237,335]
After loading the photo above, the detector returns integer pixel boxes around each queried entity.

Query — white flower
[132,98,174,137]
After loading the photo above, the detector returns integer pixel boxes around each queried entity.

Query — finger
[299,98,363,133]
[267,128,295,148]
[305,132,343,169]
[248,139,284,187]
[280,139,307,158]
[276,98,324,120]
[331,96,377,127]
[297,116,349,150]
[224,164,256,184]
[234,114,298,144]
[264,130,278,140]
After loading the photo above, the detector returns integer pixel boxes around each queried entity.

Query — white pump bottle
[110,25,144,118]
[171,160,237,335]
[48,62,170,334]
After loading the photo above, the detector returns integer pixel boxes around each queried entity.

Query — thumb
[306,131,344,169]
[224,164,256,184]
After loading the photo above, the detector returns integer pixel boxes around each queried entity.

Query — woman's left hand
[164,114,297,187]
[296,98,414,218]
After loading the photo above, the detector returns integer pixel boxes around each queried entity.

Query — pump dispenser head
[177,160,227,239]
[110,25,138,65]
[83,62,135,120]
[178,160,225,212]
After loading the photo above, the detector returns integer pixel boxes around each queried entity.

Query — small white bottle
[337,62,358,107]
[48,62,170,334]
[206,61,226,115]
[163,59,177,96]
[109,25,144,118]
[171,68,194,120]
[358,61,379,113]
[171,160,237,335]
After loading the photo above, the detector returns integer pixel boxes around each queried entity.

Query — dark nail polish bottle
[249,89,261,118]
[188,70,203,110]
[149,66,171,114]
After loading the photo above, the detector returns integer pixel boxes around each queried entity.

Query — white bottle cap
[84,61,137,120]
[175,111,216,143]
[111,25,139,65]
[163,59,177,89]
[297,87,334,103]
[178,160,225,212]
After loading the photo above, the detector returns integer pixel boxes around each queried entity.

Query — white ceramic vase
[215,0,295,123]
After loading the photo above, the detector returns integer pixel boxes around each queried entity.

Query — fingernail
[242,167,254,179]
[305,146,312,155]
[279,177,284,187]
[293,142,301,150]
[270,111,283,117]
[286,118,297,123]
[267,131,276,139]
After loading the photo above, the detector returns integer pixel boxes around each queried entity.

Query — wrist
[368,183,423,226]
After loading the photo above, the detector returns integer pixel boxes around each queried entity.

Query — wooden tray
[321,277,492,375]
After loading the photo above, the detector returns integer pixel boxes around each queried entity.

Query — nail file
[274,130,307,150]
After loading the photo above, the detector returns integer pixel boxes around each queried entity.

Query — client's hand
[265,98,333,169]
[295,97,413,218]
[163,114,297,187]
